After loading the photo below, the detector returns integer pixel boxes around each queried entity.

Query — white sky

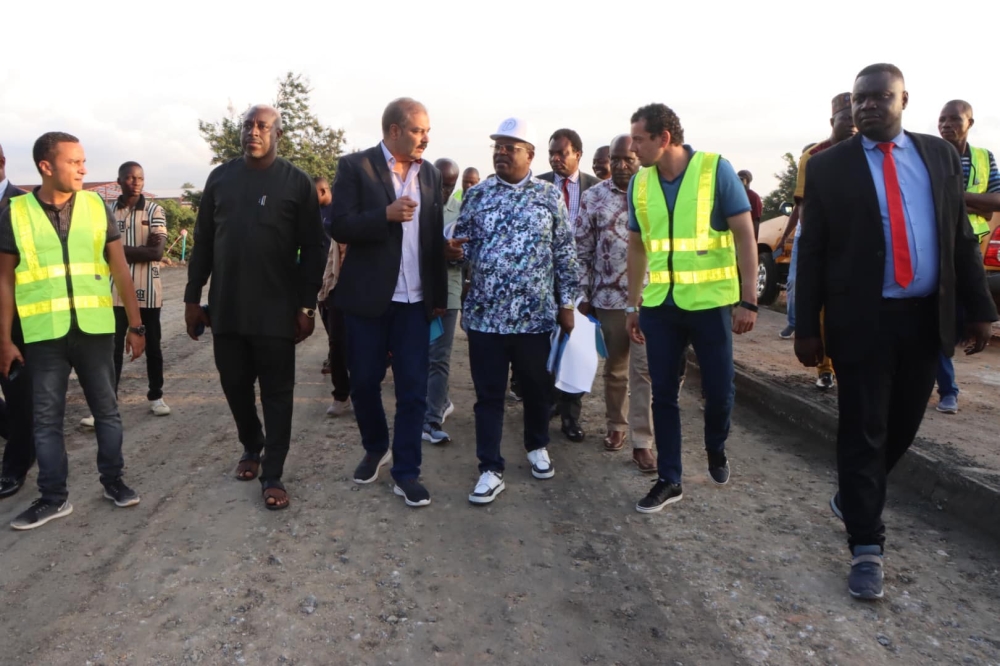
[3,0,999,198]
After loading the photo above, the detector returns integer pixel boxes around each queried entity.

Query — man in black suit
[330,97,450,508]
[537,128,601,442]
[795,64,997,600]
[0,142,34,499]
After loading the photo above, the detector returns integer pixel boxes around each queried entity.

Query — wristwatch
[625,306,639,314]
[128,325,146,336]
[300,307,316,319]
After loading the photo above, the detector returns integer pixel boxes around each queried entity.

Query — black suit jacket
[536,171,601,195]
[797,132,998,363]
[330,145,446,319]
[0,181,26,213]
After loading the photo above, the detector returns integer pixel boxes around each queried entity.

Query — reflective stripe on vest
[632,152,739,310]
[10,191,115,343]
[968,145,990,239]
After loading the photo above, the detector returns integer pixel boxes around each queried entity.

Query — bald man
[422,158,463,445]
[592,145,611,180]
[185,104,325,511]
[0,142,34,499]
[576,135,656,471]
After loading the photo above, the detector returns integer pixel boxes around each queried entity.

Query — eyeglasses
[490,143,529,155]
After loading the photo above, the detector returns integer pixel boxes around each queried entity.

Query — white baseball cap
[490,117,536,148]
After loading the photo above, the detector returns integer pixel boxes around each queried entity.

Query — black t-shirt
[184,157,325,340]
[0,190,121,264]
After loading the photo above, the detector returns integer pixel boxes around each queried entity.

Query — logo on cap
[500,119,517,132]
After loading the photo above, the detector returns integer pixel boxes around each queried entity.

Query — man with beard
[185,104,325,511]
[330,97,448,508]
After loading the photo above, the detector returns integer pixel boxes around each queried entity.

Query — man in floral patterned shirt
[576,135,656,473]
[455,118,579,505]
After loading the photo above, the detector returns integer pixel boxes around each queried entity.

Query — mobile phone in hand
[7,359,23,382]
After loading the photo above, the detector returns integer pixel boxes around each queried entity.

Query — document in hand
[548,309,600,393]
[430,316,444,343]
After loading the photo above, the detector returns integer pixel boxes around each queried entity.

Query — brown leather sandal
[262,480,289,511]
[235,452,261,481]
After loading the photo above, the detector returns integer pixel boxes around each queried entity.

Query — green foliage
[159,198,197,259]
[196,72,346,182]
[761,152,798,220]
[180,182,202,213]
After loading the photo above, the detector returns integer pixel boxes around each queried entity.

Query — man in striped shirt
[84,162,169,426]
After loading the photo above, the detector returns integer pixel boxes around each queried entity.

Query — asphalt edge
[685,356,1000,542]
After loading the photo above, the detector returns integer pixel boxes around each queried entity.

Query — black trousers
[833,297,939,551]
[113,307,164,401]
[0,317,35,479]
[468,331,552,473]
[324,292,351,402]
[213,334,296,483]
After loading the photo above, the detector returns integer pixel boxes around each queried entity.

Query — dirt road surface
[1,268,998,666]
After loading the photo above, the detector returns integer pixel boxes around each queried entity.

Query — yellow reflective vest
[967,145,991,239]
[632,152,739,310]
[10,191,115,343]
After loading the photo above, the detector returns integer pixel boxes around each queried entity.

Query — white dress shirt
[381,142,424,303]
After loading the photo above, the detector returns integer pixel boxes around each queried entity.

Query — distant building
[16,181,192,208]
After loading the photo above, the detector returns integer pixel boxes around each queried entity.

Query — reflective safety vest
[10,191,115,343]
[632,152,739,310]
[967,145,991,239]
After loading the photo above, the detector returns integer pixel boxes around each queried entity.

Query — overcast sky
[3,0,998,200]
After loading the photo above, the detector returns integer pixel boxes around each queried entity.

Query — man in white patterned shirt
[83,162,169,426]
[576,135,656,472]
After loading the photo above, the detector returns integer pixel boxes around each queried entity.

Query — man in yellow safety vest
[625,104,759,514]
[0,132,146,531]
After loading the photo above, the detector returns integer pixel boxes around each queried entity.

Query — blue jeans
[24,330,124,503]
[640,303,735,484]
[467,331,552,474]
[425,309,458,425]
[786,234,799,328]
[936,351,959,399]
[345,302,429,481]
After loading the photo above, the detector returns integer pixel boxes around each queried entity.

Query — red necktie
[877,142,913,289]
[561,177,570,207]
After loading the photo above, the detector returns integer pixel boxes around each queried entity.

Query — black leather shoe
[0,476,26,499]
[561,418,585,443]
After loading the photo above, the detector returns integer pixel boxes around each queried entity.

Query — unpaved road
[0,267,998,666]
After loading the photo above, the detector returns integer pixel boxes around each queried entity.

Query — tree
[197,72,346,182]
[761,152,798,220]
[180,182,202,213]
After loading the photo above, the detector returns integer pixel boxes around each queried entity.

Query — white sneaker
[150,399,171,416]
[327,399,353,417]
[527,448,554,479]
[469,471,505,504]
[442,401,455,424]
[80,415,95,428]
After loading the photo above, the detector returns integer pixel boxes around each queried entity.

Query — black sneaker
[103,478,140,507]
[708,451,730,485]
[635,480,683,513]
[0,475,26,499]
[11,498,74,530]
[353,450,391,485]
[393,478,431,507]
[849,545,884,600]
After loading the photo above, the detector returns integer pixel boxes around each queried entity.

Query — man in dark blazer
[0,142,34,499]
[331,97,449,508]
[795,64,998,601]
[536,128,601,442]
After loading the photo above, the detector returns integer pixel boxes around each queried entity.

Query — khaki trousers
[595,308,653,449]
